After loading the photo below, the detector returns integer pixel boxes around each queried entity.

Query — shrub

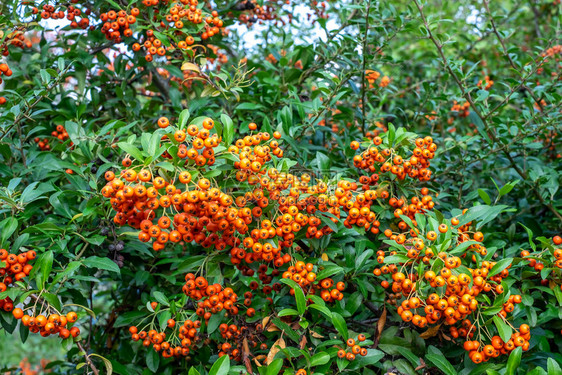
[0,1,561,375]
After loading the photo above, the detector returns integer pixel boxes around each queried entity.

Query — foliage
[0,0,561,375]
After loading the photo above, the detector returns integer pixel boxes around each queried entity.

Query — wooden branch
[413,0,562,223]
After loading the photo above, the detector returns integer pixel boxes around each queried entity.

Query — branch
[76,341,100,375]
[413,0,562,224]
[483,0,545,114]
[528,0,542,38]
[360,0,372,136]
[88,42,115,55]
[1,66,69,142]
[149,67,171,101]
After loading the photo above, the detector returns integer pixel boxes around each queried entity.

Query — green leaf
[547,358,562,375]
[488,258,512,278]
[499,180,519,197]
[206,312,222,334]
[0,217,18,245]
[316,265,344,280]
[355,249,374,270]
[83,256,121,274]
[208,354,230,375]
[478,189,491,205]
[49,261,82,289]
[152,291,170,306]
[278,308,300,317]
[450,241,480,255]
[310,352,330,366]
[117,142,144,162]
[188,368,201,375]
[221,114,234,146]
[42,292,62,312]
[493,315,512,343]
[459,205,509,229]
[280,278,306,315]
[309,304,332,319]
[331,312,348,340]
[505,346,522,375]
[425,353,457,375]
[265,358,283,375]
[36,251,53,289]
[379,344,419,367]
[178,109,190,128]
[146,348,160,372]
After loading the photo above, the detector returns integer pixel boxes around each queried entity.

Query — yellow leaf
[265,335,286,365]
[310,330,324,338]
[420,322,443,339]
[181,62,200,73]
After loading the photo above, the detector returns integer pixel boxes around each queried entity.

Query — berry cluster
[374,212,527,363]
[100,9,137,42]
[12,309,80,339]
[477,75,494,90]
[282,261,346,302]
[336,335,369,361]
[38,4,91,29]
[131,3,224,62]
[173,117,221,166]
[351,136,436,181]
[451,101,470,118]
[461,322,530,363]
[129,315,201,359]
[0,249,35,311]
[182,274,240,321]
[365,69,390,88]
[34,124,70,151]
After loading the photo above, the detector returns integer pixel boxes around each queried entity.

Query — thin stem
[76,341,100,375]
[360,0,372,137]
[413,0,562,224]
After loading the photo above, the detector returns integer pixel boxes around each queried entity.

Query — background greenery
[0,0,561,374]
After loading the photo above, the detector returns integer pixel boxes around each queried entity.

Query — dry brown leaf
[310,330,324,338]
[373,306,387,348]
[264,316,280,332]
[243,338,253,374]
[441,332,452,342]
[377,307,387,336]
[265,334,286,365]
[253,358,262,368]
[321,253,329,261]
[299,334,307,350]
[266,325,281,332]
[420,322,443,339]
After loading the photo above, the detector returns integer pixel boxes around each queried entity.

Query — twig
[360,0,372,136]
[413,0,562,223]
[482,0,545,114]
[528,0,542,38]
[89,42,115,55]
[76,341,100,375]
[0,73,65,141]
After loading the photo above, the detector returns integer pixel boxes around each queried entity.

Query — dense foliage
[0,1,561,374]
